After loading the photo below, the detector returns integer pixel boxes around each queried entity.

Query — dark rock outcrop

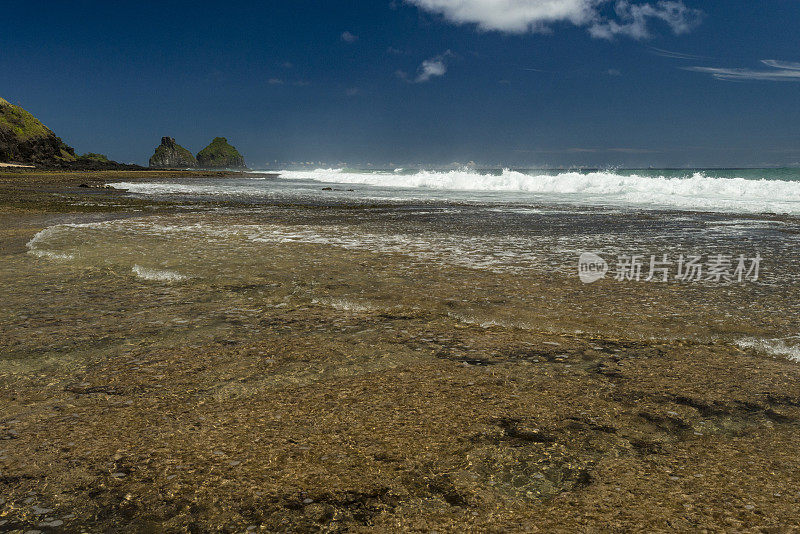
[196,137,246,169]
[149,137,197,168]
[0,97,78,166]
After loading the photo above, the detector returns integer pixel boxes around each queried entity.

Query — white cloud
[414,51,453,82]
[405,0,702,39]
[417,58,447,81]
[686,60,800,82]
[408,0,594,33]
[590,1,702,39]
[341,31,359,43]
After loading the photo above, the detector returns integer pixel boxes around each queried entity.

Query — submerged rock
[149,137,197,168]
[196,137,246,169]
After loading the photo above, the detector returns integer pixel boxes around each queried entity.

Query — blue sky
[2,1,799,168]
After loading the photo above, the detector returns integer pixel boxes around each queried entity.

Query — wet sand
[1,170,799,532]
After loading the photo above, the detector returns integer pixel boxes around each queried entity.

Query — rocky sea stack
[196,137,246,169]
[149,137,197,168]
[0,97,77,166]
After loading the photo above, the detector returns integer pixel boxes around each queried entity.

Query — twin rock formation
[149,136,246,169]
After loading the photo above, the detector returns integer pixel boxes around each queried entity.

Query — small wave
[737,337,800,362]
[132,265,187,282]
[26,226,76,260]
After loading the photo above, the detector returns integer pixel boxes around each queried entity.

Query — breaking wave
[275,168,800,214]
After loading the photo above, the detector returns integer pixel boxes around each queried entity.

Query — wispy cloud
[649,46,709,60]
[761,60,800,71]
[518,147,659,154]
[567,147,659,154]
[269,78,311,86]
[405,0,702,39]
[686,59,800,82]
[341,31,359,43]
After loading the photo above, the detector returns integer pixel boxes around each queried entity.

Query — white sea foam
[272,168,800,214]
[446,311,535,330]
[311,298,379,313]
[737,337,800,362]
[115,182,239,195]
[132,265,187,282]
[112,168,800,214]
[28,249,75,261]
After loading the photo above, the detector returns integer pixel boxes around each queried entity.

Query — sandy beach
[0,170,798,532]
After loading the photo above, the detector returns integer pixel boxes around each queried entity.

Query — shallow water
[16,180,800,363]
[3,174,800,530]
